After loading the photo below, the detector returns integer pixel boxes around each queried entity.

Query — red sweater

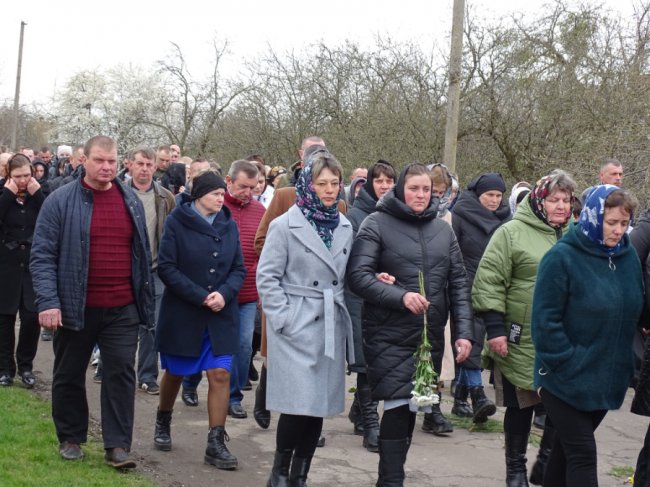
[83,180,135,307]
[224,192,265,304]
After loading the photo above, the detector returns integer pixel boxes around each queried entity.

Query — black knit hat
[471,172,506,197]
[191,171,226,200]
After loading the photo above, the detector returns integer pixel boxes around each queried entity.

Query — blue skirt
[160,330,232,375]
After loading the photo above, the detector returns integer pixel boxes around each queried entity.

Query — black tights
[504,404,535,436]
[276,414,323,458]
[380,404,416,440]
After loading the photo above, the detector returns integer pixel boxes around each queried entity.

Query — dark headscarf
[529,174,573,228]
[362,159,395,202]
[295,149,341,249]
[393,163,435,210]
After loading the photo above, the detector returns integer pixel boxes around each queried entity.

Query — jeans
[457,366,483,387]
[541,388,607,487]
[52,304,140,449]
[137,271,164,384]
[229,301,257,406]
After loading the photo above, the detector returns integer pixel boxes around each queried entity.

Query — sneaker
[41,330,53,342]
[59,441,84,461]
[241,380,253,391]
[19,371,36,389]
[104,447,136,469]
[93,368,103,383]
[0,374,13,387]
[140,382,160,395]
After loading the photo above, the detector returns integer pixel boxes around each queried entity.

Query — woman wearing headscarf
[450,173,510,424]
[347,163,473,486]
[472,170,576,486]
[0,154,44,387]
[152,170,246,470]
[533,186,643,486]
[345,160,396,451]
[508,182,532,215]
[257,149,353,486]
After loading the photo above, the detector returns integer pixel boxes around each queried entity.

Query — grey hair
[228,159,259,180]
[547,169,577,196]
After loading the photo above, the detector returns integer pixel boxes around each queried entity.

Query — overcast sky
[0,0,637,106]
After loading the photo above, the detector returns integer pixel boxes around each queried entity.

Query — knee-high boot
[529,422,554,485]
[254,365,271,429]
[357,373,379,452]
[505,433,529,487]
[376,438,408,487]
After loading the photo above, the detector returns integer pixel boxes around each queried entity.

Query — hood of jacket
[452,188,511,235]
[350,186,377,215]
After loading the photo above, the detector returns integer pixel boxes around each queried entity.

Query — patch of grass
[449,415,503,433]
[0,387,155,487]
[609,465,635,479]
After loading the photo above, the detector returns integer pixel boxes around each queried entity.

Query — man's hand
[39,308,62,330]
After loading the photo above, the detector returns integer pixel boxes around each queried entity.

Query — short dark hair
[130,146,155,162]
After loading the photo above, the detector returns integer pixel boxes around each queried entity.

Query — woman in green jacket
[472,170,576,486]
[532,186,643,486]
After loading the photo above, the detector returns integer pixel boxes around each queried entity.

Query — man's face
[83,145,117,188]
[189,161,210,180]
[70,148,84,168]
[170,145,180,163]
[226,171,258,203]
[350,168,368,182]
[39,151,52,163]
[21,149,34,161]
[130,153,155,188]
[599,164,623,186]
[156,151,171,171]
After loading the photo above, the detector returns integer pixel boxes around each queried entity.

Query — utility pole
[442,0,465,174]
[11,21,27,151]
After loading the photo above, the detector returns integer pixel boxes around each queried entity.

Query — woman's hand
[204,292,225,312]
[402,292,430,314]
[454,339,472,363]
[488,336,508,357]
[26,177,40,195]
[376,272,396,285]
[4,178,18,194]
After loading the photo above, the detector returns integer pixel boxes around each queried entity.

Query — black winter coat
[156,196,246,357]
[344,187,378,372]
[0,185,44,314]
[346,189,473,401]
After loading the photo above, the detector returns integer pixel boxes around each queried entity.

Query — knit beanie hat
[191,171,226,200]
[473,172,506,197]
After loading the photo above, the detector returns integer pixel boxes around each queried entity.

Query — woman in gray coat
[257,149,353,487]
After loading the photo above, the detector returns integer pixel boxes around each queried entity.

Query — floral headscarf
[295,149,341,249]
[579,184,624,256]
[529,174,572,228]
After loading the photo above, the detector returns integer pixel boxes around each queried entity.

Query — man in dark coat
[30,135,154,469]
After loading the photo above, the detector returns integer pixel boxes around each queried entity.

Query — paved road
[32,343,643,486]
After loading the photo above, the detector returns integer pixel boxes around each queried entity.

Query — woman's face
[10,165,32,191]
[196,188,225,215]
[253,173,266,197]
[404,173,432,214]
[479,190,503,211]
[543,189,571,225]
[603,206,630,247]
[34,165,45,180]
[432,182,448,199]
[313,167,340,208]
[373,174,394,199]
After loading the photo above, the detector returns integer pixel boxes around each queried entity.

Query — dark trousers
[541,388,607,487]
[0,305,40,377]
[276,414,323,457]
[137,271,163,384]
[52,304,140,450]
[635,424,650,487]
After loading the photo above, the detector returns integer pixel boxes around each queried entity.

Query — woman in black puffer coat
[347,163,473,487]
[450,173,510,423]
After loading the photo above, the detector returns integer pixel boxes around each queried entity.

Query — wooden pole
[442,0,465,174]
[11,21,27,151]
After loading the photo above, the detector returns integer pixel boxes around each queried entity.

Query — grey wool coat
[256,204,354,417]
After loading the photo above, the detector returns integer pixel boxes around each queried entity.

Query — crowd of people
[1,136,650,486]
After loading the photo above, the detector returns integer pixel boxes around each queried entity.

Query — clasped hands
[204,291,225,312]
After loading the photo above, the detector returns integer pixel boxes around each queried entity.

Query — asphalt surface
[31,341,644,486]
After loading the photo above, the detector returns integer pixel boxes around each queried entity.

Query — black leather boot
[254,365,271,429]
[205,426,238,470]
[505,433,530,487]
[376,438,408,487]
[348,391,364,435]
[451,384,473,418]
[154,409,172,451]
[421,393,453,435]
[266,448,292,487]
[529,423,554,485]
[289,455,313,487]
[469,386,497,423]
[357,374,379,452]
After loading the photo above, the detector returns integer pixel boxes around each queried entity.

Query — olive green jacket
[471,195,568,390]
